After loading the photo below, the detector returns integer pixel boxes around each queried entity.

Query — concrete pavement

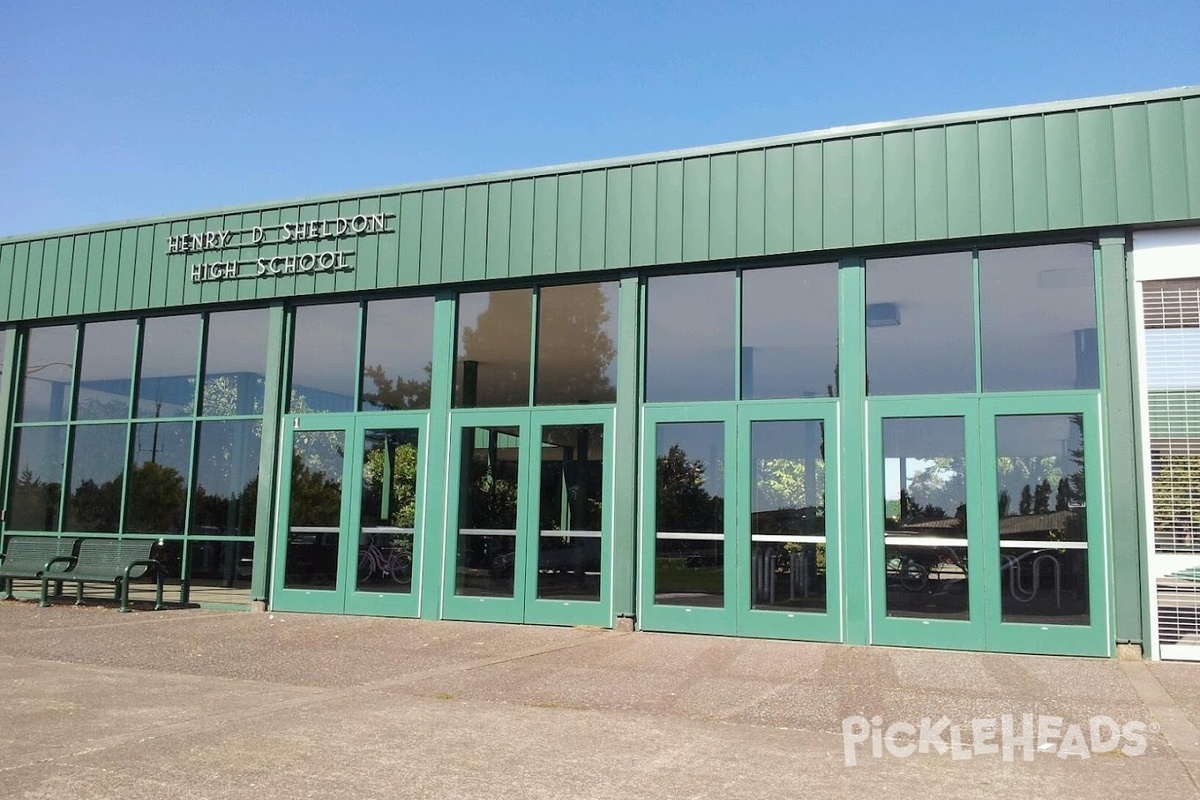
[1,600,1198,799]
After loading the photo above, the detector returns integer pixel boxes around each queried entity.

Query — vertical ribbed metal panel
[580,170,607,271]
[508,179,535,279]
[682,157,710,262]
[439,189,465,283]
[1147,101,1189,221]
[654,160,683,265]
[882,131,915,244]
[23,240,42,319]
[736,150,765,257]
[1011,115,1049,232]
[532,177,558,276]
[554,173,581,273]
[852,135,883,245]
[763,146,793,255]
[1112,104,1154,222]
[399,192,424,286]
[605,167,632,269]
[946,123,981,238]
[793,142,823,252]
[629,164,657,267]
[1045,112,1084,229]
[462,184,488,283]
[708,153,737,260]
[36,238,59,319]
[913,127,948,240]
[822,139,853,249]
[1186,98,1200,218]
[979,119,1015,235]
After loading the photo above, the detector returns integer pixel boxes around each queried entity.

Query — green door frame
[639,401,842,640]
[867,394,1110,655]
[442,406,615,627]
[980,394,1110,656]
[271,411,427,617]
[736,401,842,641]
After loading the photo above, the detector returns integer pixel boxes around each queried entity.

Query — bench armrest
[124,559,163,579]
[43,555,76,571]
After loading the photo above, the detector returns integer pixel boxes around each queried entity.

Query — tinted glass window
[361,297,434,411]
[536,282,618,406]
[454,289,532,408]
[204,309,269,416]
[76,320,136,420]
[866,252,975,395]
[742,263,839,399]
[64,423,127,533]
[645,272,735,403]
[290,303,359,413]
[7,426,66,531]
[979,244,1098,392]
[191,420,262,537]
[138,314,200,418]
[125,421,192,533]
[19,325,76,423]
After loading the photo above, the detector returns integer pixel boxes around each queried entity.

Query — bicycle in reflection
[887,546,967,593]
[357,532,413,584]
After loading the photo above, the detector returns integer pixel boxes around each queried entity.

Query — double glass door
[271,413,426,616]
[869,397,1107,655]
[639,403,840,640]
[442,407,612,627]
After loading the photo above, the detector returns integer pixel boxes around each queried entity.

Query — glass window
[187,540,253,604]
[138,314,200,418]
[7,426,66,531]
[742,263,839,399]
[75,320,136,421]
[645,272,735,403]
[19,325,76,423]
[191,420,262,537]
[454,289,532,408]
[64,423,127,533]
[535,282,618,406]
[356,428,420,593]
[361,297,434,411]
[203,309,269,416]
[980,244,1098,392]
[124,421,192,534]
[289,303,359,413]
[866,253,975,395]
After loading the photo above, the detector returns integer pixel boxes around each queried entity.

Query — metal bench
[40,538,164,612]
[0,536,79,600]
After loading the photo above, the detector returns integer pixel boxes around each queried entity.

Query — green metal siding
[2,91,1199,322]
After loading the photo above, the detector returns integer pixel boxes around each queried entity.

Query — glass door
[442,408,613,626]
[271,414,425,616]
[640,406,737,635]
[981,396,1108,656]
[867,397,1109,655]
[737,404,841,641]
[868,399,986,650]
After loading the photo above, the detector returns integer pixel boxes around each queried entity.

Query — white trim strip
[999,540,1088,550]
[883,536,968,547]
[655,532,724,541]
[539,530,602,539]
[459,528,518,537]
[750,535,826,544]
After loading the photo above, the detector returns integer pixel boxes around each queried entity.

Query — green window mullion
[67,323,84,422]
[353,300,367,411]
[836,256,868,644]
[527,287,539,407]
[734,268,744,401]
[195,313,210,416]
[55,424,74,533]
[179,418,200,540]
[115,419,134,536]
[972,249,983,393]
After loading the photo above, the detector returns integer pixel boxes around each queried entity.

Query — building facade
[3,87,1199,658]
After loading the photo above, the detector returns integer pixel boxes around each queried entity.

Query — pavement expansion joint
[1119,660,1200,792]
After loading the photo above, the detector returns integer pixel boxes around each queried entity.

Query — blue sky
[1,1,1197,238]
